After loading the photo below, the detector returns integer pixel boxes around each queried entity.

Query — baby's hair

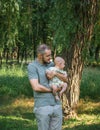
[54,57,64,64]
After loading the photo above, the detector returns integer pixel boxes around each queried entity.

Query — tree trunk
[24,48,27,64]
[62,43,84,119]
[0,52,2,67]
[62,0,97,119]
[95,44,100,63]
[17,46,20,63]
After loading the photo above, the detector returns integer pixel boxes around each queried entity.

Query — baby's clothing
[47,67,67,88]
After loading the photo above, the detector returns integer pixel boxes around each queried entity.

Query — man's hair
[37,44,50,54]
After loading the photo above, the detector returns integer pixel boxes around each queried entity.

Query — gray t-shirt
[27,59,61,108]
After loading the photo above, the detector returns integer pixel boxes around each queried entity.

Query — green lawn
[0,97,100,130]
[0,66,100,130]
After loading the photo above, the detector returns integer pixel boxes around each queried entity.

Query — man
[27,44,67,130]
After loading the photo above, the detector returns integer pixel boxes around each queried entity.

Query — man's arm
[29,79,52,92]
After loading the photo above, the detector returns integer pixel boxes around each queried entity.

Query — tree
[0,1,99,117]
[0,0,20,65]
[51,0,98,118]
[0,0,55,65]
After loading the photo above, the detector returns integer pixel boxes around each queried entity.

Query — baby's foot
[55,95,60,101]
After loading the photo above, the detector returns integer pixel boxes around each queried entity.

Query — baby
[46,57,68,101]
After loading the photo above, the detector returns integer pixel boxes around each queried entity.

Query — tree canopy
[0,0,99,64]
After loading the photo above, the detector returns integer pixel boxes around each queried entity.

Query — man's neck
[36,58,42,64]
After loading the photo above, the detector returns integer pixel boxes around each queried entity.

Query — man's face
[42,49,52,64]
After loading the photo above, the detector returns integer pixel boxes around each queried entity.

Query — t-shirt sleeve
[47,61,54,68]
[46,67,54,72]
[27,63,38,80]
[46,62,54,72]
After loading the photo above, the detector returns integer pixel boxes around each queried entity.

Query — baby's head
[54,57,65,69]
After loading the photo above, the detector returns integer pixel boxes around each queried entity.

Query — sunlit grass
[0,97,37,130]
[77,99,100,115]
[63,115,99,128]
[0,66,100,130]
[0,65,26,77]
[0,97,100,130]
[0,97,34,115]
[63,99,100,130]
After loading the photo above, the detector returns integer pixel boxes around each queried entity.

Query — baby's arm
[55,70,67,83]
[46,69,56,79]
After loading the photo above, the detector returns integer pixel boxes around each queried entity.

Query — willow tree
[51,0,98,118]
[0,0,20,65]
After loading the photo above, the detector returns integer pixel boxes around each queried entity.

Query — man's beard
[43,58,50,64]
[43,60,49,64]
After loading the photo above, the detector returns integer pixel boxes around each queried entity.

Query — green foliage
[50,0,76,50]
[0,0,19,48]
[0,65,32,98]
[0,0,99,64]
[80,67,100,100]
[49,0,99,61]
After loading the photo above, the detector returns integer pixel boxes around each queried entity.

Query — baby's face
[58,60,65,69]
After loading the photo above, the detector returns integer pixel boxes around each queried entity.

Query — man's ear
[38,53,42,59]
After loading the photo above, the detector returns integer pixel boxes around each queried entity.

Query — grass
[0,66,100,130]
[0,97,37,130]
[62,97,100,130]
[0,97,100,130]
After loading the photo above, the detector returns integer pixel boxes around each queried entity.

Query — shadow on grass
[63,123,100,130]
[0,113,37,130]
[22,112,36,121]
